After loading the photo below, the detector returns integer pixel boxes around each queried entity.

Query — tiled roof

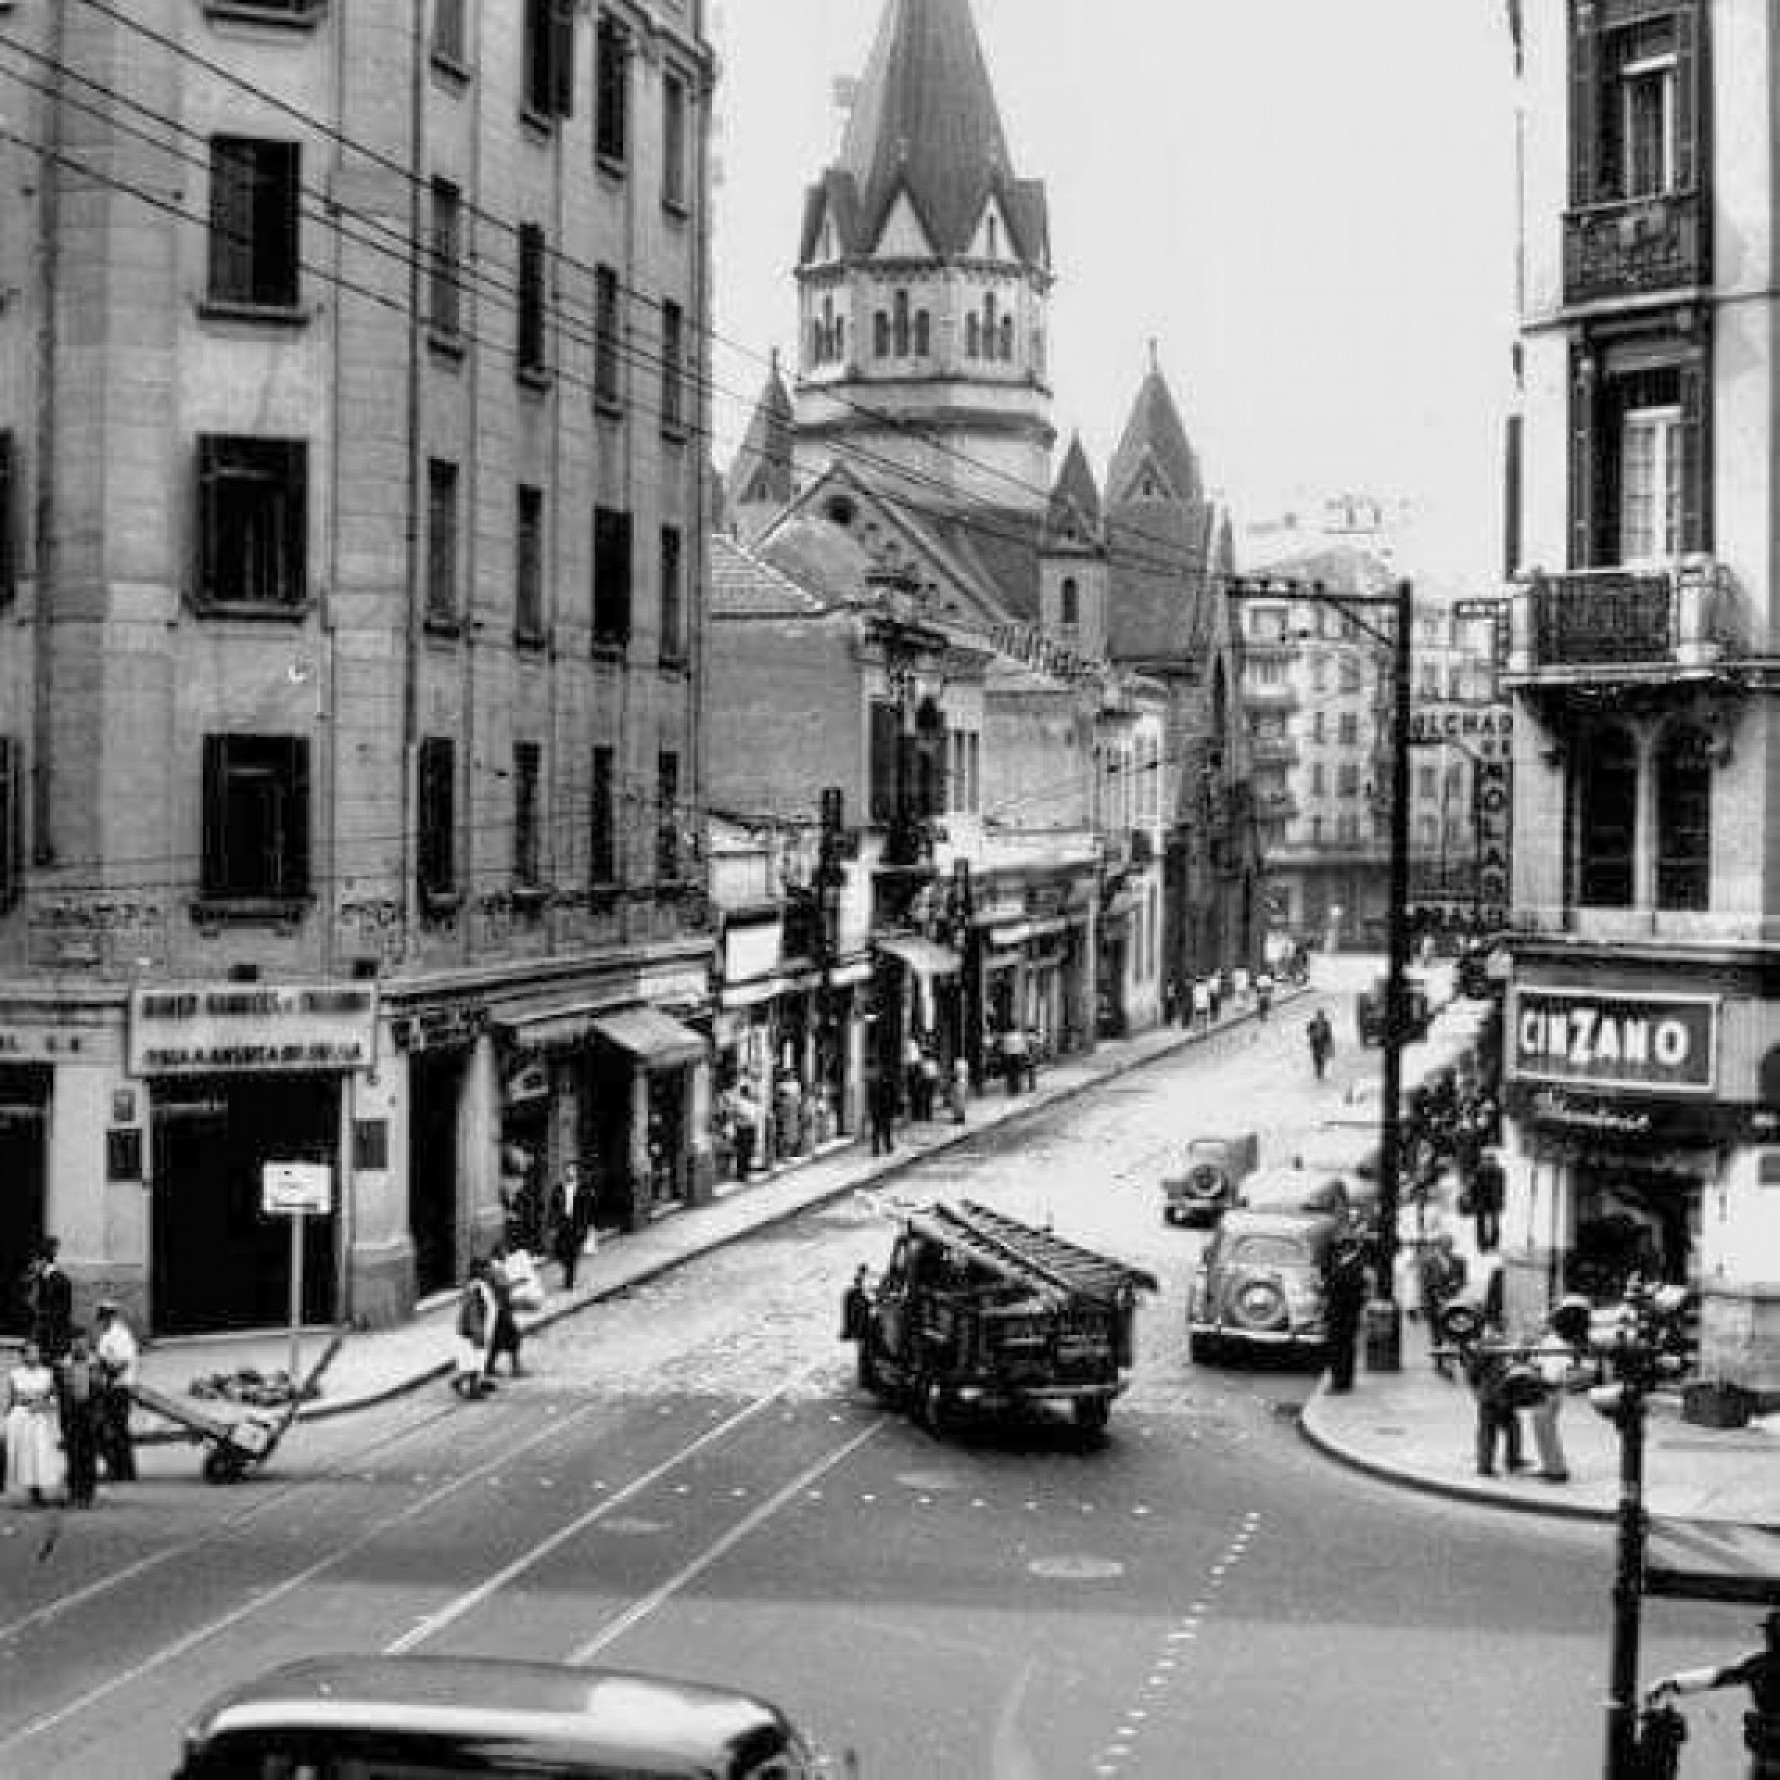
[828,0,1047,262]
[709,534,831,618]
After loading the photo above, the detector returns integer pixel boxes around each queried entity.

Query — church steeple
[728,351,796,540]
[792,0,1055,513]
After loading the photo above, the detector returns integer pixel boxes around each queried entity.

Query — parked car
[1187,1208,1342,1363]
[170,1655,827,1779]
[1160,1131,1261,1227]
[1356,977,1432,1046]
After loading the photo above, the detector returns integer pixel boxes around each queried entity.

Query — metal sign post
[262,1162,333,1395]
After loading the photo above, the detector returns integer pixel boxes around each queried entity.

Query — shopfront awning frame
[590,1006,707,1068]
[875,935,962,979]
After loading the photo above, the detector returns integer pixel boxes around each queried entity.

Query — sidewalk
[1300,1312,1778,1525]
[128,998,1286,1440]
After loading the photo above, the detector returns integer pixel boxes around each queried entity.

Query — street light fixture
[1228,574,1414,1374]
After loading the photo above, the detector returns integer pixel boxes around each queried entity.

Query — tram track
[0,1365,890,1772]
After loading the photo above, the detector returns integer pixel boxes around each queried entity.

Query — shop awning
[876,935,962,979]
[988,916,1071,949]
[590,1007,706,1067]
[495,997,604,1049]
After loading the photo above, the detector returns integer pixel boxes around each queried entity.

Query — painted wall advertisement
[1509,986,1718,1097]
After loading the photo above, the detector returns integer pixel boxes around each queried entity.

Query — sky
[709,0,1520,586]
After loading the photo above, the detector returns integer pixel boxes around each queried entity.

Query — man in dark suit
[28,1237,73,1363]
[548,1160,595,1290]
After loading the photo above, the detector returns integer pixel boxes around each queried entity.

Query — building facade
[1503,0,1780,1387]
[0,0,717,1335]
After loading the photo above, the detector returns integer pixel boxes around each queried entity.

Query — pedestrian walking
[918,1045,942,1121]
[1417,1234,1468,1377]
[839,1266,874,1342]
[1000,1024,1028,1097]
[1466,1149,1506,1253]
[93,1301,139,1483]
[1023,1027,1040,1092]
[549,1159,595,1291]
[903,1034,925,1120]
[485,1242,525,1378]
[1322,1234,1369,1393]
[24,1237,73,1363]
[1190,979,1211,1032]
[868,1068,897,1156]
[451,1259,497,1399]
[1525,1295,1595,1482]
[949,1056,970,1126]
[56,1331,102,1508]
[1254,971,1274,1020]
[4,1340,65,1505]
[1306,1009,1334,1080]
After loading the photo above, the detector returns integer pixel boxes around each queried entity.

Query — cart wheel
[203,1446,246,1485]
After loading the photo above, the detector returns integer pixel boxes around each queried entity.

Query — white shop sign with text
[130,985,377,1075]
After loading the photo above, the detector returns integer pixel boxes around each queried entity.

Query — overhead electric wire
[64,0,1227,590]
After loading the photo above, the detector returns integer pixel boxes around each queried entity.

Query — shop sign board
[262,1161,332,1216]
[130,985,377,1075]
[1510,987,1718,1096]
[391,1004,487,1052]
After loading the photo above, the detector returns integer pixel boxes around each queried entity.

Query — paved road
[0,960,1748,1776]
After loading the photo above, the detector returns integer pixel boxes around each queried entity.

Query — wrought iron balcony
[1506,560,1742,683]
[1563,189,1709,306]
[1250,734,1299,768]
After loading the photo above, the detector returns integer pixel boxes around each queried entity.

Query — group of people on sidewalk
[5,1238,138,1508]
[1166,963,1277,1033]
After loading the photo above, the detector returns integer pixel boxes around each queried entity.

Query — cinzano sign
[1510,987,1717,1096]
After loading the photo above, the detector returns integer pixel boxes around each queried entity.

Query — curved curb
[1297,1393,1613,1525]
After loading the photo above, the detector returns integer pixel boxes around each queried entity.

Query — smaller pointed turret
[728,352,796,540]
[1046,433,1103,549]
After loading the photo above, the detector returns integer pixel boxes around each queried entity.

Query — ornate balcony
[1563,189,1709,306]
[1505,560,1743,686]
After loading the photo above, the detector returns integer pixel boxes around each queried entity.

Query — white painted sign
[261,1161,333,1216]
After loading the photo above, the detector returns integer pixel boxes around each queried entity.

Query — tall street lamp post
[1228,575,1414,1374]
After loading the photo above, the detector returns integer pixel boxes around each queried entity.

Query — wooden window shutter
[201,735,230,897]
[1568,0,1601,207]
[0,430,16,604]
[551,0,577,117]
[286,736,312,896]
[1568,343,1599,570]
[0,738,16,908]
[1673,1,1703,194]
[1678,344,1712,554]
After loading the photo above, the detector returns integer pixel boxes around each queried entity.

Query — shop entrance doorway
[0,1065,49,1336]
[407,1051,465,1298]
[1569,1160,1704,1362]
[151,1075,340,1334]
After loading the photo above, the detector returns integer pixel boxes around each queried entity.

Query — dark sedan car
[1187,1207,1343,1364]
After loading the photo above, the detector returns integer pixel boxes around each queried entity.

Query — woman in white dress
[5,1341,66,1505]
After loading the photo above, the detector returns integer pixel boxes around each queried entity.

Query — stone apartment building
[1502,0,1780,1388]
[0,0,716,1335]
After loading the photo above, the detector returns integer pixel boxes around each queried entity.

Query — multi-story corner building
[0,1,717,1335]
[1503,0,1780,1388]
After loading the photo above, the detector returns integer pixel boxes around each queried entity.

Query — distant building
[0,2,717,1334]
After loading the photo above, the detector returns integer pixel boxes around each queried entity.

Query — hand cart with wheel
[130,1333,345,1483]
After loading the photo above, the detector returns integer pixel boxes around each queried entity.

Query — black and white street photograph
[0,2,1775,1775]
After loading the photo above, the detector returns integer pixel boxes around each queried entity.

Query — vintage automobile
[1233,1163,1353,1222]
[845,1198,1158,1435]
[1187,1207,1343,1364]
[1356,976,1432,1046]
[169,1655,826,1779]
[1160,1131,1261,1227]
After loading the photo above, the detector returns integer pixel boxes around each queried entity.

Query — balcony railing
[1250,734,1299,768]
[1563,189,1708,306]
[1507,560,1741,679]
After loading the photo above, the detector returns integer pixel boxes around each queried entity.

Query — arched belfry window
[1576,725,1638,908]
[873,311,889,358]
[914,310,930,356]
[966,313,980,359]
[999,315,1014,361]
[1655,722,1711,910]
[893,290,910,357]
[983,292,998,354]
[987,215,999,258]
[809,319,824,366]
[1060,577,1079,627]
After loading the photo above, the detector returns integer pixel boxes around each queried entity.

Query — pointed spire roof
[1107,348,1203,510]
[1045,433,1102,546]
[729,352,795,510]
[831,0,1045,261]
